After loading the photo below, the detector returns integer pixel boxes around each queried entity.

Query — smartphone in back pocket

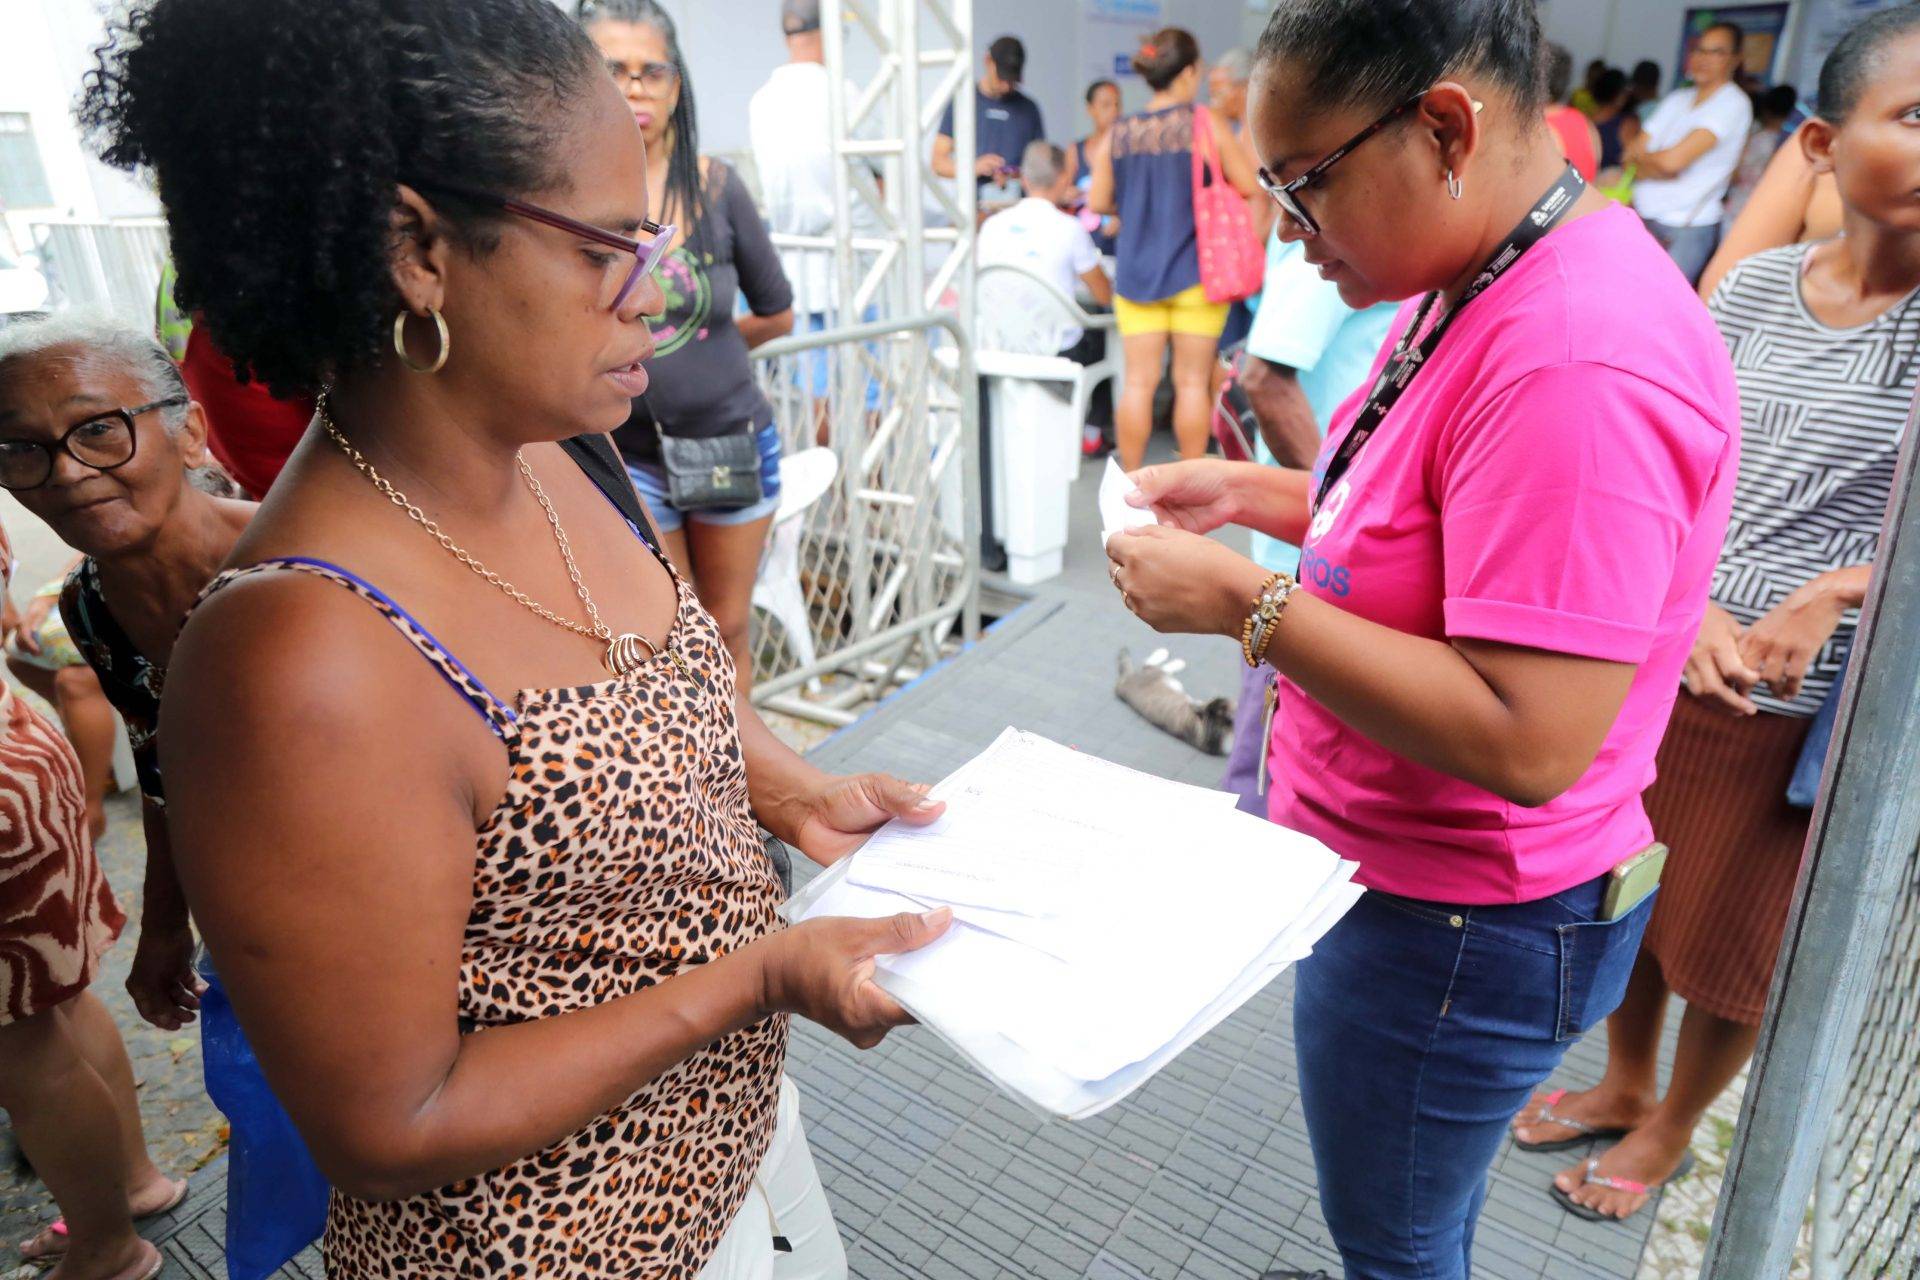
[1603,842,1668,921]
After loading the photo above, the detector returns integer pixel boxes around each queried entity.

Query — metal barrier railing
[768,231,928,325]
[29,219,169,326]
[1705,387,1920,1279]
[1812,835,1920,1279]
[745,311,979,725]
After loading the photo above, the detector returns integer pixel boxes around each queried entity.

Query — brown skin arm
[1698,125,1817,299]
[1107,527,1636,806]
[1738,564,1872,703]
[124,797,205,1031]
[932,135,1004,182]
[160,577,933,1201]
[739,309,795,350]
[1128,458,1313,544]
[1216,120,1262,199]
[1080,265,1114,309]
[1238,359,1321,469]
[1087,135,1116,217]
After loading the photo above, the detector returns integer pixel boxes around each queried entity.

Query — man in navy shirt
[933,35,1046,191]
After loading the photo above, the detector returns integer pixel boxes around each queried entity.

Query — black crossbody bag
[630,393,764,512]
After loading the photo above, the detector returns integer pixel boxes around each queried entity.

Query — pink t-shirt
[1267,203,1740,905]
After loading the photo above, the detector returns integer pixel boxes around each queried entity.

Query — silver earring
[1446,169,1464,200]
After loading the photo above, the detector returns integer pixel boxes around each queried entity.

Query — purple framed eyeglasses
[423,182,674,311]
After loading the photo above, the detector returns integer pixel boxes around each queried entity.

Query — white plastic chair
[752,446,839,690]
[973,262,1119,432]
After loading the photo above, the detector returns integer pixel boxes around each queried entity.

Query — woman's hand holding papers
[785,773,946,867]
[1108,524,1271,638]
[1125,459,1246,533]
[1125,458,1314,543]
[757,908,954,1048]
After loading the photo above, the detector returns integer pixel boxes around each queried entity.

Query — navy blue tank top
[1110,103,1199,303]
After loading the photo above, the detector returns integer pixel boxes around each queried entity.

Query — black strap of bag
[1314,164,1587,512]
[559,431,664,557]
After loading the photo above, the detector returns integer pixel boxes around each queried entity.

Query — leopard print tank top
[199,549,787,1278]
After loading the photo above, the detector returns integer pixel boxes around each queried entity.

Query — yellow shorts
[1113,284,1231,339]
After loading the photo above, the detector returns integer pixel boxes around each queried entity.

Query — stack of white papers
[787,728,1363,1119]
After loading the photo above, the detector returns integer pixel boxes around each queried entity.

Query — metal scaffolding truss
[741,0,981,725]
[822,0,976,325]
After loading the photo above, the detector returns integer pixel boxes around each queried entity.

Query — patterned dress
[194,526,788,1277]
[0,519,125,1024]
[61,557,169,807]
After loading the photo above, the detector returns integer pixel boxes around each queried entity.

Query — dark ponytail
[1131,27,1200,93]
[80,0,599,398]
[576,0,706,258]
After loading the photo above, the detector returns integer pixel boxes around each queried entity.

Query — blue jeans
[1294,870,1654,1279]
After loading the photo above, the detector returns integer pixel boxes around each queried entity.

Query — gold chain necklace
[317,396,679,678]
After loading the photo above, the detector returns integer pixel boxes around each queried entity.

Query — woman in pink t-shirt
[1105,2,1740,1276]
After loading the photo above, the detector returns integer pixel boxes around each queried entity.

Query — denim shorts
[626,422,783,533]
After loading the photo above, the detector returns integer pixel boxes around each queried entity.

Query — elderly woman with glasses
[0,312,253,1038]
[83,0,945,1276]
[0,315,206,1280]
[1104,2,1741,1276]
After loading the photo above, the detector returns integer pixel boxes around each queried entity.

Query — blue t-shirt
[938,89,1045,189]
[1109,104,1201,302]
[1242,233,1397,574]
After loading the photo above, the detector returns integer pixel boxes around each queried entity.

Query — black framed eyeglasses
[1257,90,1430,238]
[0,397,185,491]
[419,182,674,312]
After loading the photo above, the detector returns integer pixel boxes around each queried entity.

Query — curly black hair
[79,0,600,398]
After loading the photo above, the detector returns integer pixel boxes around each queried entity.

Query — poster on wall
[1083,0,1163,87]
[1789,0,1907,106]
[1676,4,1791,87]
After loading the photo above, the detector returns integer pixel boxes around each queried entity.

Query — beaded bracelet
[1240,571,1299,668]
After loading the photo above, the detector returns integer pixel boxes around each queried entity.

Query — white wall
[0,0,160,254]
[1540,0,1706,88]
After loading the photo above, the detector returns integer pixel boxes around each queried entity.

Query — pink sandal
[1511,1087,1631,1153]
[19,1178,187,1265]
[1549,1149,1696,1222]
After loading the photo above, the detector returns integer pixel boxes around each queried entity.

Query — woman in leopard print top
[85,0,949,1275]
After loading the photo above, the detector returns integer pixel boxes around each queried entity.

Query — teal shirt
[1242,234,1398,575]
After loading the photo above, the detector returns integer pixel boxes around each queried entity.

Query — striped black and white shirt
[1707,242,1919,716]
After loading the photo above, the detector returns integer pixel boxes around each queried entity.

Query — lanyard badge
[1312,165,1587,514]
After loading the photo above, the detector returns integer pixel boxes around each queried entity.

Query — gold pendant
[605,633,653,676]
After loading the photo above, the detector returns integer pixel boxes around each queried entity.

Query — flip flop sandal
[21,1178,188,1266]
[1549,1149,1697,1222]
[1511,1088,1632,1153]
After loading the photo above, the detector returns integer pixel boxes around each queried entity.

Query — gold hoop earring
[392,307,450,374]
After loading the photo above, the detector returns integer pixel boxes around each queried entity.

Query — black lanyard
[1313,164,1587,512]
